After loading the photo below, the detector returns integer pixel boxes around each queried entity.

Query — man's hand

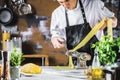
[100,17,117,30]
[51,37,65,48]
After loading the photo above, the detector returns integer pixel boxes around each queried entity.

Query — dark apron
[65,0,98,65]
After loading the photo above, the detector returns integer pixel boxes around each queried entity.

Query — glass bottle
[12,37,22,53]
[92,52,100,68]
[2,31,10,50]
[92,49,102,80]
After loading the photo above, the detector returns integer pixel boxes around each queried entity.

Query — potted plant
[91,35,117,65]
[10,47,23,66]
[10,47,24,80]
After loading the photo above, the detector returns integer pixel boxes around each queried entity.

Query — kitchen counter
[20,66,88,80]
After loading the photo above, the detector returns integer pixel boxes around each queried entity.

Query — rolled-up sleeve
[97,0,115,19]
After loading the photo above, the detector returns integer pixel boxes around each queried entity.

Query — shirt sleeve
[84,0,115,27]
[50,11,64,39]
[97,0,115,20]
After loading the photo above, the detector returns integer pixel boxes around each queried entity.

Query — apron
[65,0,98,65]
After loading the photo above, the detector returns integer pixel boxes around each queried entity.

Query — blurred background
[0,0,120,66]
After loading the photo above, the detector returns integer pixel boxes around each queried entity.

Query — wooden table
[23,54,49,66]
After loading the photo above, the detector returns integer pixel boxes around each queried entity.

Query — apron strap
[79,0,87,23]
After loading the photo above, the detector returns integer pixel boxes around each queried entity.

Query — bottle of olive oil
[92,49,103,80]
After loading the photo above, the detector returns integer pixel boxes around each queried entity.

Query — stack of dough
[21,63,42,74]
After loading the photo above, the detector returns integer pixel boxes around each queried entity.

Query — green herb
[10,47,24,66]
[91,35,117,65]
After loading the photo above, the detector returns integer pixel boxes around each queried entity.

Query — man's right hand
[51,37,65,48]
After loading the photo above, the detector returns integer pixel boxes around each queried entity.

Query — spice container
[1,51,10,80]
[2,31,10,50]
